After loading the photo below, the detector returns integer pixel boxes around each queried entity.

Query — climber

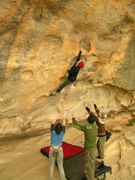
[72,113,98,180]
[49,48,85,96]
[84,102,107,169]
[48,114,66,180]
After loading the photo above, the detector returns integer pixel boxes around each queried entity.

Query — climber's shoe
[49,92,56,96]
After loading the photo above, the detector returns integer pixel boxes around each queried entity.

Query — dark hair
[55,123,62,135]
[87,115,96,124]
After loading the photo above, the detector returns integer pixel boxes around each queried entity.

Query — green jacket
[72,117,98,150]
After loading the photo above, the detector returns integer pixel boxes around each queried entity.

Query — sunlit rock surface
[0,0,135,179]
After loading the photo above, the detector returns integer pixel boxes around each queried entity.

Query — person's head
[98,112,107,124]
[87,115,96,124]
[101,112,107,119]
[55,123,62,135]
[76,61,85,68]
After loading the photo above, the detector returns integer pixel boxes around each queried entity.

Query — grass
[127,117,135,126]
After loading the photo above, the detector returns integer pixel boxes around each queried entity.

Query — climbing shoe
[49,93,56,96]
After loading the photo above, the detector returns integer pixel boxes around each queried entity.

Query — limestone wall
[0,0,135,137]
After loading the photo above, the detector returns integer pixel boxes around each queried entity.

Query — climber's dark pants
[56,79,72,93]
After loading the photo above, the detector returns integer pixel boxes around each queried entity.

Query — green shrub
[127,117,135,126]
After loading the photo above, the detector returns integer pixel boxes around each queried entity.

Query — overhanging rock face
[0,0,135,138]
